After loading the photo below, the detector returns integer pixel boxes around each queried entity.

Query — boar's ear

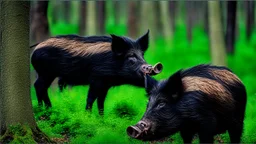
[110,34,129,57]
[136,30,149,52]
[161,70,183,100]
[145,75,158,95]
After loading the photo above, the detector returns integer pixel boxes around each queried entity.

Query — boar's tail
[30,43,39,48]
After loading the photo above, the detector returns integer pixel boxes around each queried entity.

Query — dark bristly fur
[128,64,247,143]
[31,31,156,115]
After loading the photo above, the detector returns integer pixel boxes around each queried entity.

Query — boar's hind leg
[34,75,55,108]
[228,115,245,143]
[198,118,216,143]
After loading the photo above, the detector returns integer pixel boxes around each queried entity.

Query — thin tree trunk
[226,1,237,54]
[154,2,162,38]
[0,1,51,142]
[160,1,173,41]
[64,1,70,23]
[246,1,255,41]
[79,1,86,36]
[169,1,176,33]
[208,1,227,66]
[204,1,209,34]
[128,1,138,38]
[86,1,97,35]
[114,1,121,25]
[97,1,106,35]
[30,1,49,43]
[140,1,157,47]
[186,1,194,43]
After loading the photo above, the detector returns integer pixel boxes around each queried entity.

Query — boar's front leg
[58,77,67,92]
[180,128,196,143]
[86,81,110,115]
[97,86,110,115]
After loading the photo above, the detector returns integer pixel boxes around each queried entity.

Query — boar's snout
[150,62,163,76]
[141,62,163,76]
[127,121,151,139]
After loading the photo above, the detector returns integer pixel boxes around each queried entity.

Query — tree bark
[208,1,227,66]
[86,1,97,35]
[226,1,237,54]
[128,1,138,39]
[30,1,49,43]
[97,1,106,35]
[79,1,86,36]
[0,1,51,143]
[245,1,255,41]
[160,1,173,41]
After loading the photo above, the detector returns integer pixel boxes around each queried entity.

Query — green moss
[0,124,52,144]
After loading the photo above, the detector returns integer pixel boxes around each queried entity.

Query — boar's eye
[157,102,166,109]
[128,56,137,65]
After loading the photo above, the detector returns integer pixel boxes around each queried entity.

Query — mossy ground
[0,124,52,144]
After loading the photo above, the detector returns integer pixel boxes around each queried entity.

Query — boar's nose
[127,121,151,139]
[150,62,163,76]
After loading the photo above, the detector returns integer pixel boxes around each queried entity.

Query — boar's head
[127,71,184,141]
[110,30,162,84]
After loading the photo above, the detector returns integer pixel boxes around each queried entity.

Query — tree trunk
[154,2,162,38]
[30,1,49,43]
[169,1,176,33]
[204,1,209,34]
[114,1,121,25]
[86,1,97,35]
[226,1,237,54]
[0,1,51,143]
[140,1,157,47]
[208,1,227,66]
[64,1,70,23]
[186,1,194,43]
[97,1,106,35]
[128,1,138,39]
[245,1,255,41]
[79,1,86,36]
[160,1,173,42]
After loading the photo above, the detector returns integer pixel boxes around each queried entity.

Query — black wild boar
[31,31,163,115]
[127,64,247,143]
